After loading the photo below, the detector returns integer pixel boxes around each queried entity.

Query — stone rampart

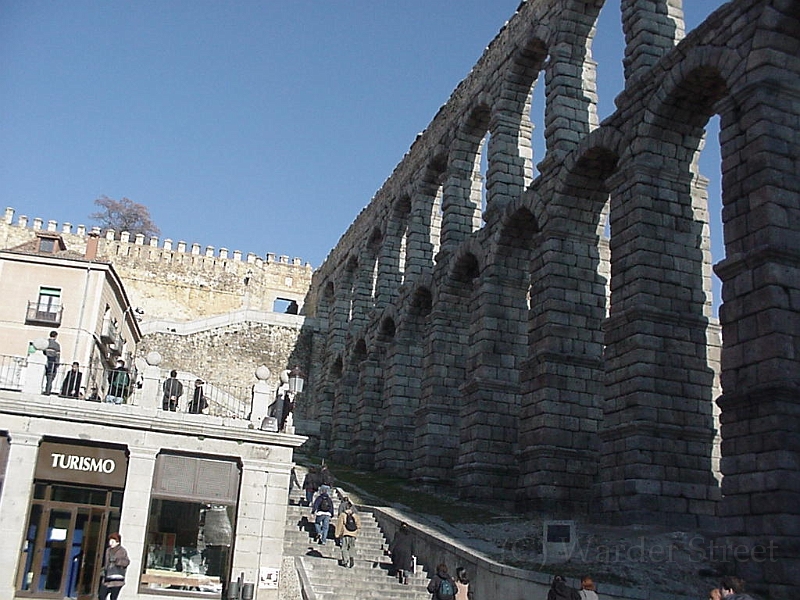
[1,207,314,322]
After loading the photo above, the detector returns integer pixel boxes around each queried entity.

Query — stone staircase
[283,490,431,599]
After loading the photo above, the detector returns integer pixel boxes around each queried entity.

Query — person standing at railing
[60,361,82,398]
[162,370,184,411]
[42,330,60,395]
[105,359,131,404]
[188,379,208,414]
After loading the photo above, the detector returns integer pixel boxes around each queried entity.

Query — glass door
[73,508,107,600]
[38,507,74,594]
[16,487,119,599]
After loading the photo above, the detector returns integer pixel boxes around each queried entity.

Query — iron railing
[0,354,26,391]
[25,301,63,326]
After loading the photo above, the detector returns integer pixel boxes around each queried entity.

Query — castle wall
[0,207,314,323]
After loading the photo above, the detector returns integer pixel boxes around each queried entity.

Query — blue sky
[1,1,727,269]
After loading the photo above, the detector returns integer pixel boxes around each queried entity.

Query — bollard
[226,580,240,599]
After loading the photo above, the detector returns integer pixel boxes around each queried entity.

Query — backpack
[344,512,357,532]
[318,494,333,514]
[436,577,455,600]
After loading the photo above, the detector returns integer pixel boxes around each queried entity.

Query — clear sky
[1,0,727,269]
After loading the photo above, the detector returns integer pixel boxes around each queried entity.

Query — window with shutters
[140,454,240,595]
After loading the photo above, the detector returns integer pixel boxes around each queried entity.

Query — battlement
[2,206,312,269]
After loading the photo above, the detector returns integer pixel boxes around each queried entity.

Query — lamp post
[280,366,305,433]
[288,365,305,394]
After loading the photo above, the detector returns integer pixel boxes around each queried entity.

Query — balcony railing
[3,357,266,426]
[0,354,26,391]
[25,302,63,326]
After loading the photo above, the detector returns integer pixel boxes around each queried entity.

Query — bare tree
[90,196,161,238]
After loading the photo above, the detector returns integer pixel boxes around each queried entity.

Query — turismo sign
[36,441,128,488]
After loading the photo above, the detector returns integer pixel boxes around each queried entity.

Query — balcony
[25,301,63,326]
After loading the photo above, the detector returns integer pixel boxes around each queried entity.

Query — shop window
[141,454,240,596]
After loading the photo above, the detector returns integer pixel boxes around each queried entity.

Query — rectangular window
[26,287,63,325]
[38,238,56,253]
[141,454,240,596]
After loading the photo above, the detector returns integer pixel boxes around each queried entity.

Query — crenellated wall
[1,206,314,322]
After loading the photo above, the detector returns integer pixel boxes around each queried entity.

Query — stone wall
[0,207,314,322]
[302,0,800,597]
[137,318,314,410]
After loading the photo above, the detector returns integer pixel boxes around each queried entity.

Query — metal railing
[25,301,63,326]
[0,354,26,391]
[159,377,252,419]
[1,356,254,420]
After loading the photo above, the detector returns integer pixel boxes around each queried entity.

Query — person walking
[334,503,361,568]
[719,576,756,599]
[60,361,82,398]
[311,485,334,545]
[99,532,129,600]
[389,522,415,585]
[427,562,457,599]
[43,330,60,395]
[454,566,473,600]
[162,370,183,411]
[548,575,581,600]
[578,575,598,600]
[302,467,320,506]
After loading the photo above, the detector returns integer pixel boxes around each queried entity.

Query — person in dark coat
[162,370,183,411]
[719,576,757,599]
[188,379,207,414]
[60,361,82,397]
[302,467,320,506]
[548,575,581,600]
[99,532,130,600]
[389,522,415,584]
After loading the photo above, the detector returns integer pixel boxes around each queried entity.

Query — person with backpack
[427,563,458,600]
[311,485,334,545]
[389,522,415,585]
[334,504,361,568]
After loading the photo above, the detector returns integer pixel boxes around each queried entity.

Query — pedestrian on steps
[334,504,361,568]
[455,566,474,600]
[311,485,334,545]
[389,522,415,585]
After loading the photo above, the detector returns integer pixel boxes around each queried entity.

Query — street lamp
[288,366,305,394]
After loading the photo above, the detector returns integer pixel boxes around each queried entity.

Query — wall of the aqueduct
[303,0,800,596]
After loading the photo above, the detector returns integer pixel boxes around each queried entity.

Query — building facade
[0,232,141,397]
[0,386,303,600]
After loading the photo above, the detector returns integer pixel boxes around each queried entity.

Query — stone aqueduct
[301,0,799,593]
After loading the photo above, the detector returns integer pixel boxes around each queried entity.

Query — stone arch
[494,34,549,197]
[448,242,484,284]
[413,248,481,482]
[407,156,447,273]
[454,203,540,500]
[440,104,492,251]
[375,196,410,308]
[600,46,733,526]
[513,136,617,511]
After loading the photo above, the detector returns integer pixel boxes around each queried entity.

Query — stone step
[283,472,431,600]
